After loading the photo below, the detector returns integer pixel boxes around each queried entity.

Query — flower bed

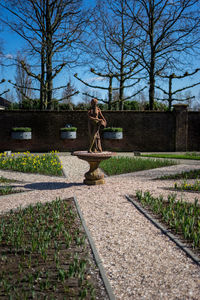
[0,198,108,299]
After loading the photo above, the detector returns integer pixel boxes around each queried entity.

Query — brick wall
[188,112,200,151]
[0,107,198,152]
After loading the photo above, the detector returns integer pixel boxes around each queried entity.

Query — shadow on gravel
[24,182,83,190]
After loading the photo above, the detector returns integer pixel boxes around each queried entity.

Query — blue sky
[0,0,98,104]
[0,0,200,107]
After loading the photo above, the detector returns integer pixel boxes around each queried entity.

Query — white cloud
[87,76,106,82]
[4,54,14,59]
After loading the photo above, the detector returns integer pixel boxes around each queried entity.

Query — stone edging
[125,195,200,266]
[73,196,116,300]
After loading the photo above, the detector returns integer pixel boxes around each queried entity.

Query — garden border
[125,194,200,266]
[73,196,116,300]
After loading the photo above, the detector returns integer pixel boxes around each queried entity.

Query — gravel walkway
[0,153,200,299]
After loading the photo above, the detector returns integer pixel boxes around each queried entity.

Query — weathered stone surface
[73,151,115,185]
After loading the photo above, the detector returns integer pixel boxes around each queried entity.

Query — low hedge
[60,127,77,132]
[12,127,32,132]
[103,127,123,132]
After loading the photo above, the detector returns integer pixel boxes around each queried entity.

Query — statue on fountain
[72,98,115,185]
[88,98,107,153]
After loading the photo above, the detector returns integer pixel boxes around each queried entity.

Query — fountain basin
[73,151,115,185]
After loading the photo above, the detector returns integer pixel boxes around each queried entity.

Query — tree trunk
[40,44,45,110]
[40,1,45,110]
[119,5,125,111]
[119,73,124,110]
[149,62,155,110]
[168,75,172,111]
[46,0,53,110]
[108,76,112,110]
[149,1,155,110]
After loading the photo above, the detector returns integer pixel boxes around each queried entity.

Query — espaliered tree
[125,0,200,110]
[79,0,145,110]
[74,69,119,110]
[155,69,200,110]
[0,79,9,97]
[0,0,87,109]
[75,68,146,110]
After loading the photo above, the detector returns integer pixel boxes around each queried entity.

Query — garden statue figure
[88,98,106,153]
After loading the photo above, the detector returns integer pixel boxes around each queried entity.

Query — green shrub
[60,127,77,132]
[12,127,32,132]
[103,127,123,132]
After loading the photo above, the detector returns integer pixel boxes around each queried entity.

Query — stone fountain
[73,151,115,185]
[72,98,115,185]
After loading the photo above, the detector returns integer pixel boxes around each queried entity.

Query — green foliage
[136,191,200,248]
[8,102,20,110]
[74,102,90,110]
[123,100,140,110]
[58,103,75,110]
[103,127,123,132]
[0,151,62,176]
[174,180,200,191]
[0,176,17,183]
[143,101,168,111]
[98,103,108,110]
[142,153,200,160]
[100,156,177,176]
[12,127,32,132]
[60,127,77,132]
[159,169,200,180]
[0,186,13,195]
[0,198,96,298]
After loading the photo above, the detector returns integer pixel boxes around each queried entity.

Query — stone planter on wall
[103,127,123,140]
[60,127,77,139]
[11,127,32,140]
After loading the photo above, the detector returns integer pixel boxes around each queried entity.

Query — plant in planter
[60,127,77,139]
[103,127,123,139]
[11,127,32,140]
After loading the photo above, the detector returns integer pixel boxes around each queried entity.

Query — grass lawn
[100,156,177,176]
[0,198,107,299]
[141,153,200,160]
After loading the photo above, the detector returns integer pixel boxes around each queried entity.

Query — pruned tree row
[0,0,200,110]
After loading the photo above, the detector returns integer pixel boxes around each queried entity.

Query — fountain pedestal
[73,151,115,185]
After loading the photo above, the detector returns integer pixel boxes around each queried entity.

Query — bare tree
[192,90,200,111]
[79,0,145,110]
[126,0,200,110]
[0,0,87,109]
[62,78,78,108]
[0,79,9,97]
[13,54,34,108]
[74,69,119,110]
[155,69,200,110]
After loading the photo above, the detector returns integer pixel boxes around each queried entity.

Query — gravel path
[0,153,200,299]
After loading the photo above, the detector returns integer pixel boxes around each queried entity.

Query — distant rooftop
[0,97,12,109]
